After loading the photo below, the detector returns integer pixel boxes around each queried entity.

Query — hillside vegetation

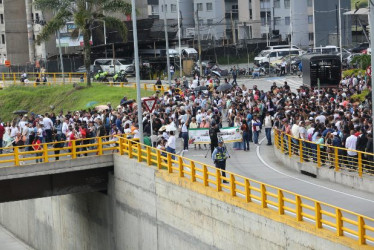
[0,83,153,122]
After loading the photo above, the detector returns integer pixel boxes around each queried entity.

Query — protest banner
[188,127,242,144]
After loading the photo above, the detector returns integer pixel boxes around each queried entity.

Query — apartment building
[158,0,194,38]
[0,0,57,65]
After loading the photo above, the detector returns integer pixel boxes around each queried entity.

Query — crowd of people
[0,71,372,172]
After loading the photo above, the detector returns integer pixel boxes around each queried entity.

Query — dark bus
[302,54,341,88]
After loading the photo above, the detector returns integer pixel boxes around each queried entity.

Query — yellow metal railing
[273,129,374,177]
[1,72,86,85]
[0,72,170,92]
[0,135,373,246]
[0,135,118,166]
[116,137,374,246]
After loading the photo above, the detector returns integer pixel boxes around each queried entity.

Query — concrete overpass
[0,136,373,249]
[0,155,113,203]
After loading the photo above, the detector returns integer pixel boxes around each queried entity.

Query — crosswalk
[266,76,303,92]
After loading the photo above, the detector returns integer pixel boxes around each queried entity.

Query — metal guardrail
[274,129,374,177]
[0,135,373,246]
[116,137,374,246]
[0,72,170,92]
[0,135,117,165]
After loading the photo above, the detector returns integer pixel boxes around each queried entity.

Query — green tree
[34,0,131,86]
[351,54,371,70]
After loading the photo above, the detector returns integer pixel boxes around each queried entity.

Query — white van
[310,45,339,54]
[265,45,300,50]
[94,58,134,75]
[254,48,303,65]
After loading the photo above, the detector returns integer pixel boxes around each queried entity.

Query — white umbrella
[166,125,177,132]
[95,105,109,112]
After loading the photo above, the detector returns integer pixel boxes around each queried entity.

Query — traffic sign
[4,60,10,67]
[367,66,371,77]
[143,98,156,112]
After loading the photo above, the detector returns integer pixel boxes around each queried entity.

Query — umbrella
[86,101,98,108]
[217,83,233,92]
[122,100,134,106]
[211,70,221,77]
[194,86,208,91]
[95,105,109,112]
[159,125,167,132]
[166,125,177,132]
[13,110,28,115]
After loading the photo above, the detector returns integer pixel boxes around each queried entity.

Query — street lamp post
[131,0,144,144]
[370,1,374,152]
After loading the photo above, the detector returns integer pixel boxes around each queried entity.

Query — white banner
[188,127,242,144]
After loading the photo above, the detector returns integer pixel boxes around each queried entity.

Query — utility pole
[57,31,65,84]
[103,21,107,58]
[370,1,374,152]
[25,0,35,64]
[338,0,343,64]
[112,43,116,74]
[231,11,236,45]
[195,10,202,77]
[177,0,183,77]
[162,0,171,86]
[131,0,143,144]
[265,10,269,46]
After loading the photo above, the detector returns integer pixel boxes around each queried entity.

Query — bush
[351,54,371,70]
[342,69,366,78]
[351,89,370,102]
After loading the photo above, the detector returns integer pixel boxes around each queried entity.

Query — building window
[197,3,203,11]
[206,3,213,11]
[284,0,290,8]
[232,4,238,13]
[151,5,159,15]
[0,0,2,4]
[274,0,280,8]
[309,32,314,41]
[1,34,5,44]
[308,15,313,24]
[274,17,281,25]
[162,4,167,12]
[260,12,270,26]
[285,16,290,25]
[0,14,3,24]
[249,9,252,19]
[260,0,270,9]
[171,4,176,12]
[207,19,213,25]
[307,0,313,7]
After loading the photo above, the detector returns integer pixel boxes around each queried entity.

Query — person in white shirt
[345,130,358,170]
[43,113,54,143]
[181,121,189,151]
[170,65,175,78]
[61,118,69,140]
[165,131,176,159]
[264,112,273,145]
[315,112,326,124]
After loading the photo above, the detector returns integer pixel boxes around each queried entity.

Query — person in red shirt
[79,124,88,156]
[32,137,42,163]
[0,122,4,154]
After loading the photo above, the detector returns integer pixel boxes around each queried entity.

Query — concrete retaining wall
[274,147,374,193]
[0,154,358,249]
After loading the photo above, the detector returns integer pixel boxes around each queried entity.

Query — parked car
[75,65,101,75]
[350,43,369,53]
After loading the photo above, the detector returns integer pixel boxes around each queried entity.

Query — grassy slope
[0,83,153,122]
[351,0,368,9]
